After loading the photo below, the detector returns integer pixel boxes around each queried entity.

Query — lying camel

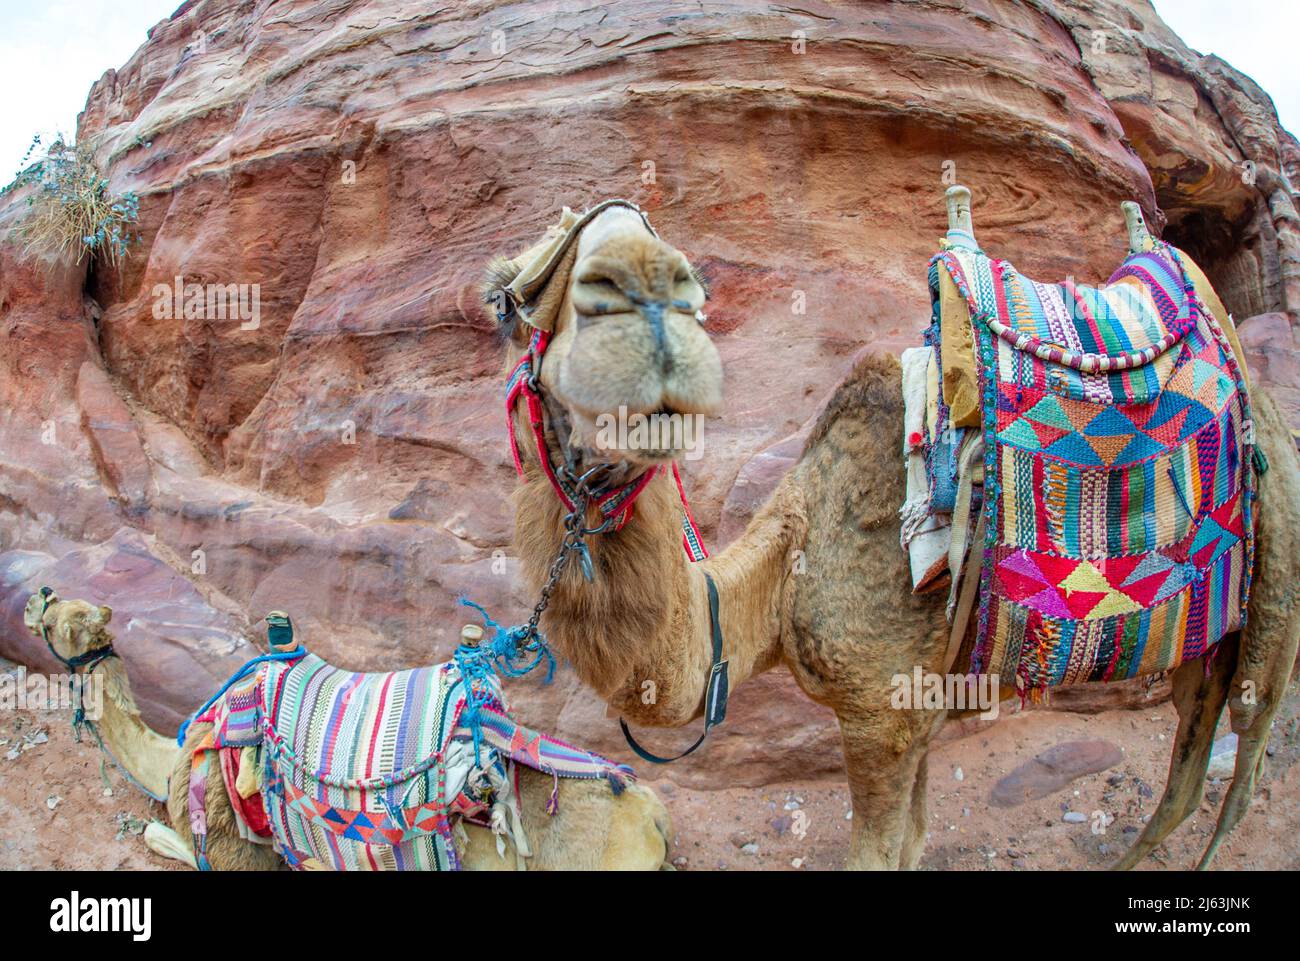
[24,592,672,870]
[487,195,1300,870]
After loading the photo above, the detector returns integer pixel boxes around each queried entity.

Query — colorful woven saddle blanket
[186,648,634,870]
[915,231,1258,694]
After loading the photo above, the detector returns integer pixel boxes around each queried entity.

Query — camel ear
[53,618,80,658]
[24,591,58,634]
[98,605,112,624]
[23,595,42,634]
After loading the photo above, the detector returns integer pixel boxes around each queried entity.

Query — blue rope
[456,598,556,683]
[175,647,305,747]
[454,598,556,766]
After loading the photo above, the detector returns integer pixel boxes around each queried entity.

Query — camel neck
[82,659,177,801]
[512,460,806,727]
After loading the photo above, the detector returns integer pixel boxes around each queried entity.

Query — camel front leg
[899,753,929,870]
[143,822,198,868]
[838,711,939,870]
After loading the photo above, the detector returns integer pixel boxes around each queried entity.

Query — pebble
[990,740,1123,807]
[46,795,61,810]
[740,843,759,855]
[953,766,964,782]
[1206,733,1238,780]
[790,857,804,869]
[1062,811,1088,823]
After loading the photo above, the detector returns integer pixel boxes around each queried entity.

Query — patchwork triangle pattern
[994,546,1212,622]
[999,381,1222,464]
[927,241,1253,697]
[1024,394,1074,431]
[1083,406,1138,436]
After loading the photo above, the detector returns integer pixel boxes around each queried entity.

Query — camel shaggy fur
[24,594,673,870]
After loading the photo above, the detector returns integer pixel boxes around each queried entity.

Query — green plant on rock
[7,134,140,270]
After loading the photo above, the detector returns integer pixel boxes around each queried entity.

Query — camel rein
[497,207,729,763]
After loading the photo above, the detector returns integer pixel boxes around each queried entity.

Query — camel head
[24,591,114,663]
[486,203,722,478]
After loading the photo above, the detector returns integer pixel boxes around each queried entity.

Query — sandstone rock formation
[1,0,1295,786]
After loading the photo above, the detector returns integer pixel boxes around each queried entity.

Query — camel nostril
[635,300,670,368]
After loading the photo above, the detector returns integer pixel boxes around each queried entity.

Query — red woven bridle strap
[504,327,708,560]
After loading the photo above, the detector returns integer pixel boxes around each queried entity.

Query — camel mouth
[563,401,707,469]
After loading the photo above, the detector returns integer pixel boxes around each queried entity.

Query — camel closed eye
[572,277,635,316]
[670,273,706,314]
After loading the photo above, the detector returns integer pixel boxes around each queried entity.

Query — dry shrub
[6,135,139,270]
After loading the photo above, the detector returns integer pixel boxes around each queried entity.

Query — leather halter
[35,587,117,675]
[620,571,729,764]
[33,586,167,802]
[500,201,708,558]
[505,327,709,554]
[497,202,728,762]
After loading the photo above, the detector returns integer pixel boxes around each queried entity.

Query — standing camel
[488,197,1300,870]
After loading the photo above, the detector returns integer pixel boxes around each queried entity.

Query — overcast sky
[0,0,1295,183]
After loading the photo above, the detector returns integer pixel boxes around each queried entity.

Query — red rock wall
[1,0,1296,785]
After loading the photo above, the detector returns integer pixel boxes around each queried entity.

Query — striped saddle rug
[911,230,1258,695]
[186,648,634,870]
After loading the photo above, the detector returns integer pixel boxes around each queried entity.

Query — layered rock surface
[1,0,1296,786]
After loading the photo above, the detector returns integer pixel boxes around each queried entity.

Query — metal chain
[519,465,619,645]
[522,515,585,643]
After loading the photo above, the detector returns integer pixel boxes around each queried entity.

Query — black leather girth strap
[619,572,729,764]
